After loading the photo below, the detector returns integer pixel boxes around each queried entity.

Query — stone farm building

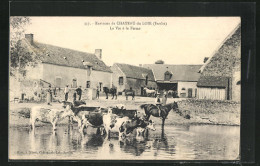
[111,63,157,96]
[197,23,241,101]
[142,64,202,98]
[12,34,113,100]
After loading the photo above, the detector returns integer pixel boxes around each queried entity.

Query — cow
[80,111,105,135]
[119,119,156,139]
[61,101,107,134]
[135,120,156,140]
[103,108,130,139]
[30,105,74,131]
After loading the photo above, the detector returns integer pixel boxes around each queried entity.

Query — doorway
[188,88,192,98]
[141,87,144,96]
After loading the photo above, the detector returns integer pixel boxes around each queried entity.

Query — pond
[9,124,240,160]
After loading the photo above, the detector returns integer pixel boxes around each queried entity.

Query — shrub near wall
[177,99,240,125]
[178,99,240,114]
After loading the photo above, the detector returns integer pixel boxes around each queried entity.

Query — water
[9,125,240,160]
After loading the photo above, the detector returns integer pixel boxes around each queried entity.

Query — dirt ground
[9,96,240,127]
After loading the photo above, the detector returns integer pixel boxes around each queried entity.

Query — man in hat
[76,86,82,100]
[64,85,69,101]
[96,86,100,99]
[46,85,52,105]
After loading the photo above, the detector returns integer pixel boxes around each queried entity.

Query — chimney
[203,57,209,63]
[25,34,34,44]
[95,49,102,59]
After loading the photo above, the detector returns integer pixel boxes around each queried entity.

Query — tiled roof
[142,64,202,82]
[24,39,112,73]
[197,76,229,88]
[114,63,155,81]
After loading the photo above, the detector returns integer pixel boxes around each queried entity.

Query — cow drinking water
[30,105,74,131]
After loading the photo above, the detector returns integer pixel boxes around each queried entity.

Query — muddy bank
[9,97,240,127]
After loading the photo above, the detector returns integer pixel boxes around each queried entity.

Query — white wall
[25,63,43,80]
[111,64,126,92]
[177,81,198,98]
[42,63,112,90]
[197,87,226,100]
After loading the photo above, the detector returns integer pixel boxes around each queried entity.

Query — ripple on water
[9,124,240,160]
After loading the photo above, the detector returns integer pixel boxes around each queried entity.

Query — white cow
[103,108,130,139]
[30,105,74,131]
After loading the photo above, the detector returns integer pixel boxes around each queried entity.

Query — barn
[111,63,157,96]
[142,64,202,98]
[11,34,113,100]
[197,23,241,101]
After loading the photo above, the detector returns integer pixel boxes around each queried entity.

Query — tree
[10,17,33,77]
[155,60,164,64]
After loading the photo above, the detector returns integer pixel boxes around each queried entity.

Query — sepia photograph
[9,17,241,160]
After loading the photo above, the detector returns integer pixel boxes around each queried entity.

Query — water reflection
[9,125,240,160]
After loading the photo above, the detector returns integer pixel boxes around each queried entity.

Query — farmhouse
[111,63,157,96]
[12,34,112,100]
[142,64,202,98]
[197,23,241,101]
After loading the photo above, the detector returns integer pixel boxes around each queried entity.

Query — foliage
[10,17,33,77]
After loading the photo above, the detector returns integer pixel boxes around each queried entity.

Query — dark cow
[119,118,156,139]
[61,101,106,134]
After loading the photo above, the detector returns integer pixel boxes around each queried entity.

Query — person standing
[76,86,82,100]
[162,89,168,106]
[53,87,57,97]
[155,93,161,106]
[73,90,77,102]
[46,85,52,105]
[64,85,69,101]
[96,86,100,99]
[155,92,161,117]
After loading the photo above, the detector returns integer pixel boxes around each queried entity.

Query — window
[181,88,186,90]
[164,71,172,81]
[55,77,61,88]
[145,76,148,85]
[119,77,124,85]
[72,79,77,88]
[86,81,91,88]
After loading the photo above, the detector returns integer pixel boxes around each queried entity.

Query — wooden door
[188,88,192,98]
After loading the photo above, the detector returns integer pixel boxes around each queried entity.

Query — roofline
[157,80,198,83]
[143,64,203,66]
[115,62,154,70]
[197,85,226,88]
[150,68,157,81]
[125,76,155,82]
[114,63,126,77]
[34,40,94,56]
[199,23,241,73]
[42,62,113,73]
[115,63,156,81]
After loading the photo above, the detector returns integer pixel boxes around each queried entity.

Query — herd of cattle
[30,100,157,140]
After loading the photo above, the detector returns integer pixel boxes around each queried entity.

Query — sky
[23,17,241,66]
